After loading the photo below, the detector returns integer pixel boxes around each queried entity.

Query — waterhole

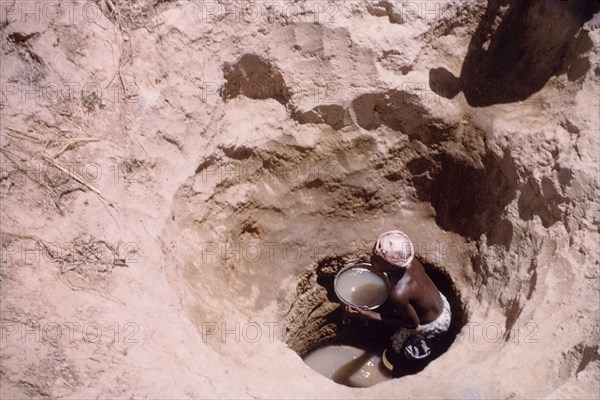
[163,90,514,387]
[283,256,466,387]
[158,44,583,394]
[303,345,393,388]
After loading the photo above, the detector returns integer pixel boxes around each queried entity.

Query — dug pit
[159,40,598,397]
[285,256,467,387]
[163,63,520,388]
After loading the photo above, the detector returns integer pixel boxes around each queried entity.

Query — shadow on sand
[430,0,599,107]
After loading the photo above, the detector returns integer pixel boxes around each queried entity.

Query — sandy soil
[1,0,599,398]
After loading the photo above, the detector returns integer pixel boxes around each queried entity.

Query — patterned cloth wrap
[391,292,452,360]
[373,230,414,268]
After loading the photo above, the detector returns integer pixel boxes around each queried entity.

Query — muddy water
[303,345,393,387]
[335,267,389,308]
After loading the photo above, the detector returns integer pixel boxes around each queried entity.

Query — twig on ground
[53,187,86,216]
[3,225,126,306]
[58,270,126,305]
[47,138,101,159]
[42,156,105,199]
[4,127,42,143]
[0,148,56,197]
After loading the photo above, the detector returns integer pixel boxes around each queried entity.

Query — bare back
[389,258,443,327]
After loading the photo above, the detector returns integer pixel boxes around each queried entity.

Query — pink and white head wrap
[373,230,415,268]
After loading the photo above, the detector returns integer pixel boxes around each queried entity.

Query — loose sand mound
[1,0,599,398]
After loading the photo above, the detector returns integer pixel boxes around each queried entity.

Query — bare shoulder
[408,259,436,285]
[409,258,428,275]
[390,278,413,304]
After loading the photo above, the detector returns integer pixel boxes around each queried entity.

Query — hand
[357,253,371,263]
[345,305,377,320]
[345,254,371,267]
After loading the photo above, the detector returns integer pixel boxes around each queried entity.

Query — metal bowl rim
[333,262,391,310]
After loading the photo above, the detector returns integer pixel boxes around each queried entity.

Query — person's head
[371,230,415,273]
